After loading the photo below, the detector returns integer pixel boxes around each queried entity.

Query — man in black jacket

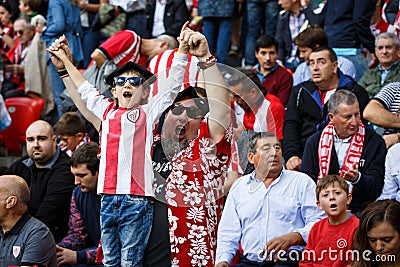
[5,120,75,242]
[283,47,370,170]
[300,90,385,216]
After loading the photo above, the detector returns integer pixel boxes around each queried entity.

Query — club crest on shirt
[127,108,140,123]
[13,245,20,258]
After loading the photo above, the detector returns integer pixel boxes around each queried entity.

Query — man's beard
[161,137,190,160]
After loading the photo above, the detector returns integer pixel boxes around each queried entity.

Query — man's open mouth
[175,125,186,138]
[330,203,337,209]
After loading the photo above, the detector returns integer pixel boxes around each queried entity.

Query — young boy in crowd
[18,0,41,18]
[47,23,209,266]
[53,112,91,156]
[300,175,359,267]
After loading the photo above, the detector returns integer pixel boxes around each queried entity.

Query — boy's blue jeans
[100,194,154,267]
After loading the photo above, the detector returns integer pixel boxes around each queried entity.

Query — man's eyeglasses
[170,104,201,119]
[113,76,143,87]
[14,30,25,36]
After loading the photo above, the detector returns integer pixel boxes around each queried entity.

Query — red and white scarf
[318,121,365,181]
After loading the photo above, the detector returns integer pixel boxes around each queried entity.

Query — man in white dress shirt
[215,132,324,267]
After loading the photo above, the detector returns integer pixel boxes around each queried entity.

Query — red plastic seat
[0,97,45,155]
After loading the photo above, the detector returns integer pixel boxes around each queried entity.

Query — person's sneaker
[229,45,240,56]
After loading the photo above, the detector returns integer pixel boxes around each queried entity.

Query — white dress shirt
[216,170,325,264]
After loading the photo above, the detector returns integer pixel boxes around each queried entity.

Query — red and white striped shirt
[99,30,142,67]
[77,54,188,195]
[148,48,199,96]
[232,95,284,139]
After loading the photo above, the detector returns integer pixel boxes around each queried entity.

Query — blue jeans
[82,27,100,68]
[48,61,66,122]
[245,0,280,66]
[125,11,147,37]
[202,17,233,64]
[100,194,154,267]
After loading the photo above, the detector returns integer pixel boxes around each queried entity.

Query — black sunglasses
[170,104,201,119]
[113,76,143,87]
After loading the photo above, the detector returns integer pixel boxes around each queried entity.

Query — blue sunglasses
[113,76,143,87]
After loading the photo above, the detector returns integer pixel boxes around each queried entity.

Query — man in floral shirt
[160,33,232,265]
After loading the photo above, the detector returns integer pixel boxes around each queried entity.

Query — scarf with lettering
[318,121,365,181]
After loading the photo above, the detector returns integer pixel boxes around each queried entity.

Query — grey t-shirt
[0,213,57,267]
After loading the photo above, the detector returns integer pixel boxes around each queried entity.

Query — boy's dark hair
[70,142,100,176]
[255,35,279,53]
[21,0,42,11]
[311,46,338,63]
[316,175,350,201]
[54,112,87,136]
[293,25,329,50]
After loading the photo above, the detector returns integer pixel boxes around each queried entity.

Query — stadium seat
[0,97,45,155]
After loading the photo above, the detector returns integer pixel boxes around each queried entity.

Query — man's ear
[316,201,323,210]
[75,132,84,140]
[111,87,116,97]
[333,60,339,74]
[247,152,254,164]
[328,112,334,122]
[6,196,17,209]
[160,41,168,49]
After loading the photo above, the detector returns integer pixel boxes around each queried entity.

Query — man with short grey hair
[215,132,324,267]
[358,32,400,98]
[300,90,386,216]
[0,175,57,267]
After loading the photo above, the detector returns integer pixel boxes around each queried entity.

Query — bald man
[0,175,57,267]
[5,120,75,242]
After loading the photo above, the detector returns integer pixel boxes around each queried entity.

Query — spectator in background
[5,120,75,242]
[358,32,400,98]
[24,14,55,118]
[351,200,400,267]
[253,35,293,107]
[18,0,41,18]
[293,25,356,86]
[228,68,284,141]
[145,0,189,39]
[2,15,35,98]
[53,112,92,157]
[198,0,235,64]
[378,143,400,201]
[244,0,280,66]
[42,0,83,123]
[0,1,16,54]
[56,142,101,266]
[363,81,400,148]
[275,0,307,71]
[300,90,385,217]
[110,0,148,36]
[0,175,57,267]
[78,0,107,68]
[284,47,370,171]
[303,0,377,80]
